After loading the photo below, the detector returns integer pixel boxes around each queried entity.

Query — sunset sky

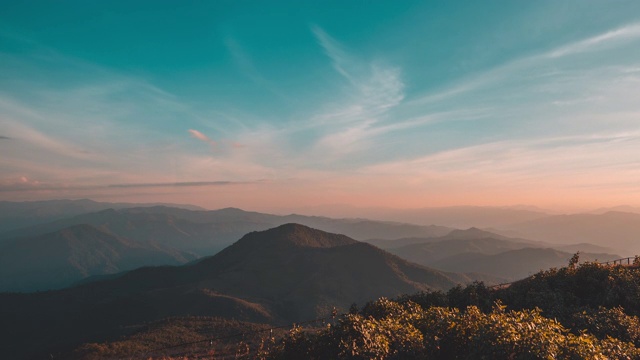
[2,1,640,212]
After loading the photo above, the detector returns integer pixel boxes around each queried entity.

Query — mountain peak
[215,207,249,214]
[445,227,500,240]
[235,223,358,249]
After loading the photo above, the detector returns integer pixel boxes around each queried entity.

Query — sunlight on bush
[269,298,640,359]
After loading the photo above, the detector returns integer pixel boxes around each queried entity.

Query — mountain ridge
[0,223,474,359]
[0,223,196,292]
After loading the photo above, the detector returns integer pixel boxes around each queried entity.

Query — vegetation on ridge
[268,260,640,359]
[73,259,640,359]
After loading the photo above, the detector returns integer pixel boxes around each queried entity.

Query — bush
[268,298,640,359]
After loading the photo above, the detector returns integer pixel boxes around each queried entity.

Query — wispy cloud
[300,26,406,163]
[546,22,640,58]
[3,16,640,210]
[311,25,354,81]
[188,129,216,145]
[365,131,640,184]
[107,180,251,188]
[413,22,640,106]
[0,37,258,194]
[0,175,257,192]
[311,25,404,114]
[225,37,292,102]
[2,116,97,160]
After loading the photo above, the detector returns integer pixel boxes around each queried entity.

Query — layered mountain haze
[0,204,456,293]
[370,228,620,281]
[0,224,196,292]
[508,211,640,255]
[590,205,640,215]
[297,205,553,229]
[1,207,261,254]
[0,205,452,255]
[367,227,538,249]
[430,247,618,281]
[2,202,631,293]
[195,224,474,318]
[0,199,205,233]
[0,223,474,359]
[4,2,640,358]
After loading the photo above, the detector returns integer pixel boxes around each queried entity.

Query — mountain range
[0,199,205,233]
[0,204,455,292]
[1,200,638,359]
[368,228,620,281]
[1,204,453,250]
[506,211,640,254]
[0,224,196,292]
[0,224,476,359]
[289,204,553,228]
[2,200,636,292]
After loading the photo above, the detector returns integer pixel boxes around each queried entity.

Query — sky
[1,1,640,212]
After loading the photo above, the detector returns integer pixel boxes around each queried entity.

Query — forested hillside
[70,258,640,359]
[268,259,640,359]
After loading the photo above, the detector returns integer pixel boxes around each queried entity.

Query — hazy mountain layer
[0,224,470,359]
[295,205,551,228]
[372,228,620,281]
[507,211,640,255]
[0,199,205,233]
[1,206,453,255]
[431,247,618,280]
[0,224,196,292]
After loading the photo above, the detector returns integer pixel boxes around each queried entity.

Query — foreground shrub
[268,298,640,359]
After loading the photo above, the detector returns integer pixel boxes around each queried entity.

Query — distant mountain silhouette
[553,243,619,254]
[0,224,196,292]
[191,224,471,319]
[0,199,205,232]
[507,211,640,255]
[1,206,452,255]
[0,206,456,293]
[590,205,640,215]
[1,207,265,254]
[386,236,535,265]
[0,224,470,359]
[371,228,619,281]
[304,205,551,228]
[370,226,539,249]
[431,247,619,281]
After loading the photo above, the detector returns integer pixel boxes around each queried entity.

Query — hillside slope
[0,224,196,292]
[1,207,453,255]
[0,199,204,232]
[0,224,469,359]
[431,247,618,280]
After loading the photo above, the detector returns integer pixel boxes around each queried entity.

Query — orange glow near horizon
[3,173,639,215]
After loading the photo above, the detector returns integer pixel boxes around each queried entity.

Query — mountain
[382,206,551,228]
[0,207,270,254]
[0,206,454,293]
[371,228,619,281]
[385,236,534,266]
[369,227,539,249]
[0,224,196,292]
[590,205,640,215]
[193,224,470,319]
[430,247,619,281]
[507,211,640,255]
[0,224,470,359]
[553,243,619,254]
[0,199,205,233]
[1,206,453,255]
[292,205,551,228]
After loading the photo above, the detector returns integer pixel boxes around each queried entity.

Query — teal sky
[2,1,640,211]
